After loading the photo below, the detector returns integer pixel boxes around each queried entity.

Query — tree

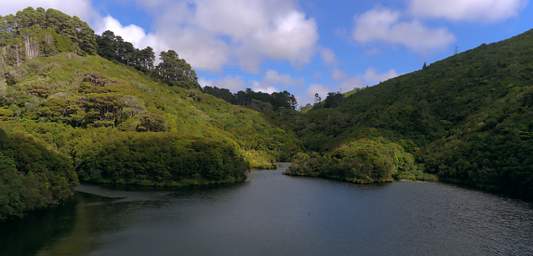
[314,93,322,104]
[138,47,155,72]
[324,92,343,108]
[203,86,236,103]
[155,50,199,89]
[96,30,117,59]
[72,16,97,54]
[96,31,154,72]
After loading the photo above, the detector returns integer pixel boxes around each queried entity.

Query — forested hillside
[288,29,533,200]
[0,8,299,220]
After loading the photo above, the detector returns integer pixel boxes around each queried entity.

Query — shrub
[0,128,78,220]
[76,133,248,187]
[286,138,423,184]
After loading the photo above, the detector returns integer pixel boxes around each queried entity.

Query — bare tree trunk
[15,44,20,66]
[24,35,39,59]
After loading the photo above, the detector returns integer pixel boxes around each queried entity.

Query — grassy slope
[0,53,299,169]
[296,29,533,199]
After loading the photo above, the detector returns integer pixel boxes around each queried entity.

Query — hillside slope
[0,52,299,166]
[0,8,299,219]
[292,29,533,200]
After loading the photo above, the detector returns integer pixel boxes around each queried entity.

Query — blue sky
[1,0,532,105]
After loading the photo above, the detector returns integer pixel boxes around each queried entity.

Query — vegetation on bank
[288,29,533,200]
[77,132,248,187]
[285,138,436,184]
[0,128,77,220]
[0,7,299,219]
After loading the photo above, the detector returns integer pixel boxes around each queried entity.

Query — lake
[1,163,532,256]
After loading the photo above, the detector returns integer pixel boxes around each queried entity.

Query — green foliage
[0,52,297,168]
[204,87,298,111]
[135,112,168,132]
[293,29,533,200]
[286,138,430,184]
[96,30,155,73]
[155,50,199,89]
[96,30,199,89]
[0,7,95,60]
[0,128,78,220]
[77,133,248,187]
[323,92,344,108]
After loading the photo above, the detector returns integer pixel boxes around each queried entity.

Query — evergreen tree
[155,50,199,89]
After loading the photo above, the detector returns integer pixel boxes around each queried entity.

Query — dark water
[1,163,533,256]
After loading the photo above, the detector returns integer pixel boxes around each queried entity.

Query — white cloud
[263,70,302,86]
[409,0,527,22]
[353,8,455,53]
[202,69,300,93]
[251,69,302,93]
[138,0,319,71]
[201,76,247,92]
[320,48,337,65]
[0,0,95,21]
[333,67,399,92]
[338,77,364,92]
[252,83,278,94]
[6,1,318,72]
[307,84,330,102]
[332,68,346,81]
[362,68,398,85]
[95,16,168,51]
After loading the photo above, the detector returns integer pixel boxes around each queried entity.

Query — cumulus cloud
[0,0,95,21]
[333,67,399,92]
[200,76,247,92]
[263,70,303,86]
[251,83,278,94]
[332,68,346,81]
[95,16,169,53]
[6,1,318,72]
[320,48,337,65]
[353,8,455,53]
[362,68,398,85]
[338,77,364,92]
[307,84,330,102]
[409,0,527,22]
[137,0,319,71]
[202,69,301,94]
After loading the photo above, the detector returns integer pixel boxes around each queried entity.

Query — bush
[286,138,425,184]
[136,112,167,132]
[0,128,78,220]
[76,133,248,187]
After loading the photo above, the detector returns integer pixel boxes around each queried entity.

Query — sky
[1,0,532,105]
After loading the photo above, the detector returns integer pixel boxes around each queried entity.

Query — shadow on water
[0,179,250,256]
[0,194,89,256]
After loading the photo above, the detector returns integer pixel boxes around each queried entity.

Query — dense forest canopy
[288,29,533,200]
[0,128,77,220]
[203,86,298,111]
[0,7,96,59]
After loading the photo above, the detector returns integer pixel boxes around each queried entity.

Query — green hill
[289,29,533,200]
[0,8,299,220]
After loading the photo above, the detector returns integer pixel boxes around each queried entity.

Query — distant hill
[291,29,533,200]
[0,8,299,220]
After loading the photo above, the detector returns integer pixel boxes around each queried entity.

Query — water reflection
[1,167,532,256]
